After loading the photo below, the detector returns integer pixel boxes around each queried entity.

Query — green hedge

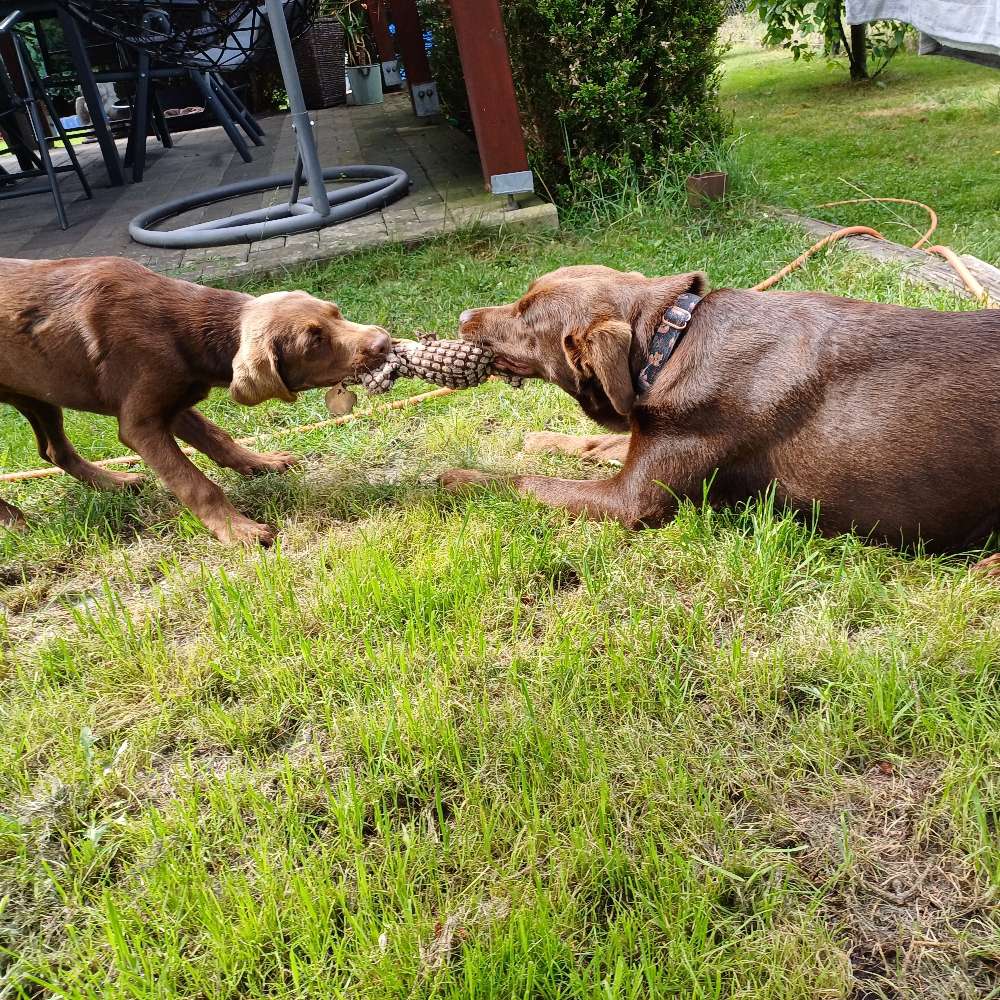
[417,0,728,200]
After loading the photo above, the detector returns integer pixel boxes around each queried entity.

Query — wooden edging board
[769,208,1000,301]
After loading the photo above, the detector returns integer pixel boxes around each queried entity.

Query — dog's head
[458,265,706,430]
[231,291,390,406]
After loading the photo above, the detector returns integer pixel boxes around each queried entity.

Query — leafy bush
[418,0,728,201]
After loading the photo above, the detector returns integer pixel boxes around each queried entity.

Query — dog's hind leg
[9,397,144,490]
[172,409,298,476]
[0,498,26,529]
[523,432,631,465]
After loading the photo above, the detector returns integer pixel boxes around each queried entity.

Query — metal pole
[264,0,330,216]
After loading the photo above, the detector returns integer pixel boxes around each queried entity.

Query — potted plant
[338,2,383,106]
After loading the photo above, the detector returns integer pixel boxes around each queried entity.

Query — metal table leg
[56,6,125,186]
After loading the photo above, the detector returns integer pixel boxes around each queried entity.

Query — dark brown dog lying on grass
[443,265,1000,575]
[0,257,390,544]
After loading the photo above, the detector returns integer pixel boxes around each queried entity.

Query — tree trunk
[850,22,869,79]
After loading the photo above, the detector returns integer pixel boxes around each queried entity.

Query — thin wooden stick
[0,386,457,484]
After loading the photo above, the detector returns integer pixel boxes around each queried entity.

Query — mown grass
[721,43,1000,262]
[2,196,999,999]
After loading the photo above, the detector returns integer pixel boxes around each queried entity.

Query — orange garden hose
[751,225,886,291]
[0,199,993,484]
[818,197,939,249]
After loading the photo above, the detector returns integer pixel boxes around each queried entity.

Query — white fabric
[845,0,1000,55]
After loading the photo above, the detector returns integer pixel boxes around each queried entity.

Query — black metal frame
[0,8,91,228]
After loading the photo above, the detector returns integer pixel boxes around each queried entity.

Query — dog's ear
[230,325,297,406]
[563,318,635,416]
[648,270,708,300]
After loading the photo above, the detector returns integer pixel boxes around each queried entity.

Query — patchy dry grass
[1,205,999,998]
[722,43,1000,263]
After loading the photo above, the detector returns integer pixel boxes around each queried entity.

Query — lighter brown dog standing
[0,257,390,543]
[444,265,1000,573]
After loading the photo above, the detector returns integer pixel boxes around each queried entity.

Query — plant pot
[346,65,384,106]
[686,171,728,208]
[381,59,402,89]
[294,16,347,109]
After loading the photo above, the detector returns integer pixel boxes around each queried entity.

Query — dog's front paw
[107,469,146,489]
[522,431,627,464]
[973,554,1000,579]
[239,451,300,476]
[212,516,276,547]
[439,468,494,493]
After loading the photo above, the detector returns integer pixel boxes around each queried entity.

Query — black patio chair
[32,11,263,183]
[0,8,91,228]
[58,0,408,247]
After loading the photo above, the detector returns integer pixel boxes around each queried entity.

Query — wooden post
[368,0,396,63]
[448,0,532,196]
[388,0,438,114]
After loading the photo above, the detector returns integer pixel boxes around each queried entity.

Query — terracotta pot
[686,171,728,208]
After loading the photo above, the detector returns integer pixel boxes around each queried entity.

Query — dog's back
[701,290,1000,548]
[0,256,203,413]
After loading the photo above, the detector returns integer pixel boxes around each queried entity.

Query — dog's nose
[459,308,476,325]
[368,329,391,357]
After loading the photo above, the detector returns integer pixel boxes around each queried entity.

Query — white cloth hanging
[845,0,1000,56]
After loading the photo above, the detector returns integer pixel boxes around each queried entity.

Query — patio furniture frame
[0,7,92,228]
[121,0,409,248]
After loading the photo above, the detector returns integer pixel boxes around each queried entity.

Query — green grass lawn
[2,201,998,998]
[722,44,1000,263]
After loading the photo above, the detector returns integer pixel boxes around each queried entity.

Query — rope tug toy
[4,197,994,483]
[325,331,525,415]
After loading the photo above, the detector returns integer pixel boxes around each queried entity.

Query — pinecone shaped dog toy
[326,332,525,414]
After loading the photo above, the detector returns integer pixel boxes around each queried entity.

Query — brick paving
[0,91,557,281]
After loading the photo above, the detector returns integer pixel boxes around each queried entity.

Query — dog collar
[635,292,702,394]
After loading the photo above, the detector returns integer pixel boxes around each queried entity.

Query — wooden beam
[388,0,437,114]
[448,0,531,195]
[367,0,396,64]
[770,209,1000,301]
[389,0,432,85]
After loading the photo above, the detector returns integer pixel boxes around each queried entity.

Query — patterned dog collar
[635,292,702,394]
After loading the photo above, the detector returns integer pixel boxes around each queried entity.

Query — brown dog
[0,257,390,544]
[444,265,1000,571]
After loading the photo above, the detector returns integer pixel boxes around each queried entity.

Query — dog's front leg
[442,435,711,529]
[522,432,631,465]
[172,409,299,477]
[118,411,274,545]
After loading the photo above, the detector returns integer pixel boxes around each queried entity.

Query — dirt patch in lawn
[764,765,998,999]
[857,105,935,120]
